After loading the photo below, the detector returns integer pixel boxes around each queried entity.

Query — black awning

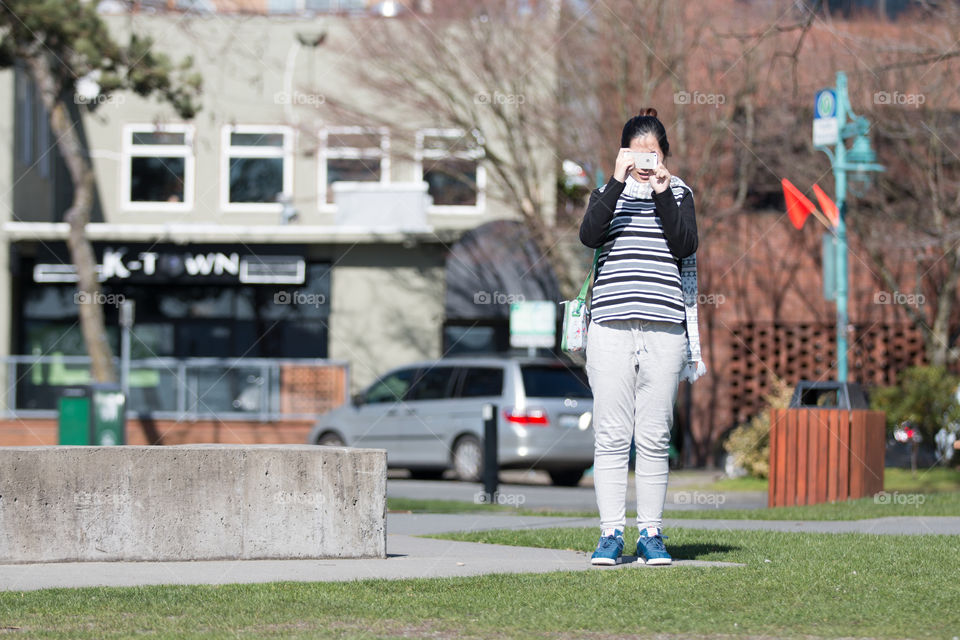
[445,220,561,320]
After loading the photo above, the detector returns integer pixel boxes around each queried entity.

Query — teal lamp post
[814,71,885,382]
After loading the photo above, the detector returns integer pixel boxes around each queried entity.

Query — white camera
[631,151,658,170]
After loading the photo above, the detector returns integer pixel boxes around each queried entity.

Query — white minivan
[307,356,595,486]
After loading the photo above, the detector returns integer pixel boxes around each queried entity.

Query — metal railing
[1,355,350,422]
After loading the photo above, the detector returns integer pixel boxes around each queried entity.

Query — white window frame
[121,123,195,213]
[220,124,294,213]
[318,126,390,211]
[415,128,486,213]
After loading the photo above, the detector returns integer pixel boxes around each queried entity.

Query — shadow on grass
[668,542,741,561]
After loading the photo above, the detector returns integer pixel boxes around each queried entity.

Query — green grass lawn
[389,466,960,520]
[389,489,960,520]
[2,528,957,639]
[664,490,960,520]
[388,496,519,514]
[693,466,960,494]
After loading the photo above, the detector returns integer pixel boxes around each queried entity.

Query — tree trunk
[26,54,116,383]
[927,250,960,367]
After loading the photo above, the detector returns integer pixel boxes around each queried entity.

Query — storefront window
[16,245,331,412]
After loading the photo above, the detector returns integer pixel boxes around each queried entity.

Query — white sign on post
[813,88,839,147]
[509,301,556,349]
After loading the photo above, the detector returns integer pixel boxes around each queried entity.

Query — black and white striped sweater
[578,173,698,324]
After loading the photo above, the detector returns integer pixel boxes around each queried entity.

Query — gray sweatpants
[585,317,687,532]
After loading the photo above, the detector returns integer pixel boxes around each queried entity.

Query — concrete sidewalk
[0,512,737,592]
[0,534,740,592]
[3,512,958,592]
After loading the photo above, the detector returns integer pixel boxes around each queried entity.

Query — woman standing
[579,108,705,566]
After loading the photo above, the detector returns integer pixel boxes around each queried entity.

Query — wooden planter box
[768,408,885,507]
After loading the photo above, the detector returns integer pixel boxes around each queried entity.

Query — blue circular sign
[816,90,836,118]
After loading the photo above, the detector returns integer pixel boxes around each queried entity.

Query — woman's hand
[649,162,672,193]
[613,148,635,183]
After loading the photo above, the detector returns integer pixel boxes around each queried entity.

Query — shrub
[870,365,960,454]
[723,376,794,479]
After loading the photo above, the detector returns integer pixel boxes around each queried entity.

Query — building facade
[1,8,557,436]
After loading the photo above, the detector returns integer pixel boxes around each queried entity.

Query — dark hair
[620,107,669,157]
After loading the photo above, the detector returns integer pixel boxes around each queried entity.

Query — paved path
[4,512,958,592]
[0,535,738,592]
[0,512,740,592]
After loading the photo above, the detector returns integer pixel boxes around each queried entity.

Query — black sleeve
[653,187,698,259]
[579,175,625,248]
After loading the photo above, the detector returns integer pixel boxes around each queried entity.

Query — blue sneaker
[636,526,672,565]
[590,529,624,566]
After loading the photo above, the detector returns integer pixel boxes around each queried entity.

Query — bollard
[482,403,498,502]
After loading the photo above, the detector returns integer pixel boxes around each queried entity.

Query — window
[365,368,417,404]
[319,127,389,206]
[416,128,485,209]
[268,0,298,11]
[16,69,34,166]
[37,99,51,179]
[268,0,366,13]
[520,365,592,398]
[407,367,457,401]
[443,325,501,354]
[459,368,504,398]
[122,124,195,211]
[221,125,293,212]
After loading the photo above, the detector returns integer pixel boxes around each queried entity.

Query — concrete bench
[0,445,386,563]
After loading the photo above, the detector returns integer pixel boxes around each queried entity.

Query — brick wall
[685,212,942,465]
[0,417,315,447]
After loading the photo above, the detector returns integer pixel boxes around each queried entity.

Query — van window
[365,368,417,404]
[407,367,457,401]
[459,368,504,397]
[520,365,591,398]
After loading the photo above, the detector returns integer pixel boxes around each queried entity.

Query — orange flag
[812,183,839,228]
[782,178,817,230]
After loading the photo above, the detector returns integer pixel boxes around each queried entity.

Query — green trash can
[58,384,127,445]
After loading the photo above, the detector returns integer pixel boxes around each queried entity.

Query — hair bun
[639,107,658,118]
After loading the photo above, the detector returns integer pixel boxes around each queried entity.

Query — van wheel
[452,436,483,482]
[548,469,586,486]
[317,432,345,447]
